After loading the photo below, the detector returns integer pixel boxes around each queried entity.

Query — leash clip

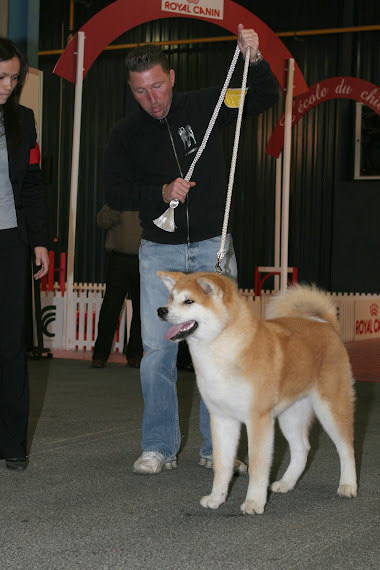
[215,259,223,274]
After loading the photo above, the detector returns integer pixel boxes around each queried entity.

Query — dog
[157,271,357,515]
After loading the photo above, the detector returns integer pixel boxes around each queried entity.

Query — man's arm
[219,25,279,123]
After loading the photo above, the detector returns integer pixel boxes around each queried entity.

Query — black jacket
[104,59,279,244]
[6,105,49,248]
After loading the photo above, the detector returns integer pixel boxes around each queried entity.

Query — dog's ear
[157,271,184,292]
[197,276,223,300]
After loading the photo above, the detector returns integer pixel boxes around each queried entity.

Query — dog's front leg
[241,412,274,515]
[200,414,240,510]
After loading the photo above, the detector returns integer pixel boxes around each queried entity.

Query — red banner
[266,77,380,158]
[29,141,40,165]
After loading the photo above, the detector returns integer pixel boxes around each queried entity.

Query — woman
[0,36,49,470]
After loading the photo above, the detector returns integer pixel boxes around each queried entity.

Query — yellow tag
[224,88,248,108]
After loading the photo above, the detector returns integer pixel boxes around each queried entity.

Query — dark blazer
[6,105,49,249]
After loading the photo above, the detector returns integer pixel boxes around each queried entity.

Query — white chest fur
[190,344,253,423]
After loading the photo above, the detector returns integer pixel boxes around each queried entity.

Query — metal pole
[274,155,282,291]
[64,31,85,349]
[280,58,295,291]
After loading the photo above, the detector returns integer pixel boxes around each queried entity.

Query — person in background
[0,36,49,470]
[103,25,279,474]
[92,204,143,369]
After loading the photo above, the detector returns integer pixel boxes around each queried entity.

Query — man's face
[128,64,175,120]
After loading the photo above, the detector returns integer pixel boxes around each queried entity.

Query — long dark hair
[0,36,29,144]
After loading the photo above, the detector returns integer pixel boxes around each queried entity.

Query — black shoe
[127,356,141,368]
[92,358,106,368]
[6,457,29,470]
[177,362,194,372]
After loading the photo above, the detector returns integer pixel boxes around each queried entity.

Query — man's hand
[238,24,260,63]
[164,178,196,204]
[34,246,49,280]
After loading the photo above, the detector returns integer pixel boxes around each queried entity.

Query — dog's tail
[265,284,339,333]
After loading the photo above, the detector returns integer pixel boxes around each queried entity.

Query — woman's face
[0,56,21,105]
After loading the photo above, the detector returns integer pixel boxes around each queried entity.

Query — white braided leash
[216,46,251,273]
[169,45,241,211]
[184,45,241,182]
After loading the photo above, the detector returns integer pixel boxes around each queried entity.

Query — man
[92,205,143,369]
[103,25,279,474]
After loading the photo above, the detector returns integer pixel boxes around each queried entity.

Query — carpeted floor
[0,340,379,570]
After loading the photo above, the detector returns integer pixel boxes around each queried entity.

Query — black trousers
[0,228,29,458]
[93,251,143,361]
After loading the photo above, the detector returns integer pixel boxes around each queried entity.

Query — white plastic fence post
[280,58,295,291]
[64,31,85,349]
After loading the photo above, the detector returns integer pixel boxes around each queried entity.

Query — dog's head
[157,271,236,343]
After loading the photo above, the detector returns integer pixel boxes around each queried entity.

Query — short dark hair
[125,44,170,80]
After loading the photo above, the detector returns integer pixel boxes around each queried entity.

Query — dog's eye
[184,299,194,304]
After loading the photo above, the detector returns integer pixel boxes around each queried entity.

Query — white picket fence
[40,283,132,353]
[240,289,380,342]
[40,283,380,352]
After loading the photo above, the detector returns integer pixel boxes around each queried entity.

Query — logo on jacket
[178,125,198,156]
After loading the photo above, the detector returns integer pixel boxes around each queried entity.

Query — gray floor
[1,357,379,570]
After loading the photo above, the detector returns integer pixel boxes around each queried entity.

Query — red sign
[355,301,380,340]
[266,77,380,158]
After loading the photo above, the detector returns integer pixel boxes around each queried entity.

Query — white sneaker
[199,456,248,473]
[199,456,213,469]
[133,452,177,474]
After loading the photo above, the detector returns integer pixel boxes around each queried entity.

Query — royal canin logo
[187,0,200,4]
[369,303,379,317]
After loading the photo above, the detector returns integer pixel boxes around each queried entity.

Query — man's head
[126,44,175,120]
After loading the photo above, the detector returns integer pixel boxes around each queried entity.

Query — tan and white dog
[157,271,357,515]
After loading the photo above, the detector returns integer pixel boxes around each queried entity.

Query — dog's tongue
[165,321,194,340]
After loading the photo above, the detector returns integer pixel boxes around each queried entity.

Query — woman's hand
[34,246,49,279]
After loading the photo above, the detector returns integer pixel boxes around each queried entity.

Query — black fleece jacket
[104,59,279,244]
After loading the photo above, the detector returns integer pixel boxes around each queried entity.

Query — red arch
[266,77,380,157]
[53,0,307,95]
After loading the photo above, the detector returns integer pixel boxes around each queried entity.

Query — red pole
[48,251,55,291]
[60,252,66,295]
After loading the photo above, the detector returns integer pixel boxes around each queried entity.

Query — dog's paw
[240,499,265,515]
[337,483,357,498]
[271,480,293,494]
[200,494,226,509]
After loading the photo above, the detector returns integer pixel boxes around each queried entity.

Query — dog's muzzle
[157,306,198,341]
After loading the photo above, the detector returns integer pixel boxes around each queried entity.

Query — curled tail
[265,284,339,333]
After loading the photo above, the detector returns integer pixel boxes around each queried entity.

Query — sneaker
[133,452,177,474]
[199,456,213,469]
[199,456,248,473]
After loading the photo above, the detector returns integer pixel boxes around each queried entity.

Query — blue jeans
[139,234,237,459]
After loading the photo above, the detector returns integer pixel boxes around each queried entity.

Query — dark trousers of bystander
[93,251,143,364]
[0,228,30,458]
